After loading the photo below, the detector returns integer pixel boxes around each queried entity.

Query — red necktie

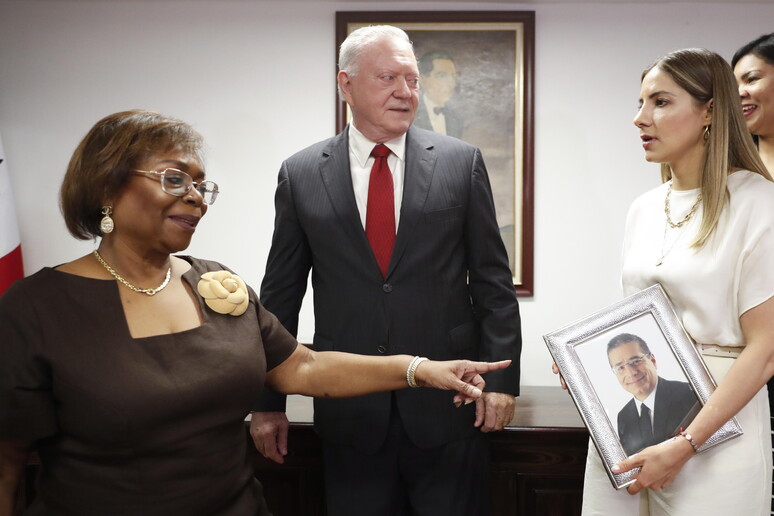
[365,144,395,277]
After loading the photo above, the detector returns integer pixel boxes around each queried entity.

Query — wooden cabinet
[252,386,589,516]
[488,427,588,515]
[22,386,588,516]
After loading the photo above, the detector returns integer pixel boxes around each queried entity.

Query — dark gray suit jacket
[617,377,700,455]
[259,126,521,453]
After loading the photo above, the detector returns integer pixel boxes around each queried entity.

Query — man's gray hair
[337,25,414,98]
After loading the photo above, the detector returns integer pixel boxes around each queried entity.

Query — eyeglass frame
[610,353,652,375]
[131,168,219,205]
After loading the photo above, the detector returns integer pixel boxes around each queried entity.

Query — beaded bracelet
[406,356,429,388]
[679,429,698,452]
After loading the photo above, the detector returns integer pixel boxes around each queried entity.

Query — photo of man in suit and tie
[607,333,700,456]
[250,24,521,516]
[413,50,464,139]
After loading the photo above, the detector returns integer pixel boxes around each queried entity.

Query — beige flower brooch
[197,271,249,316]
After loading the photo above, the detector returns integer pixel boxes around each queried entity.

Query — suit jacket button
[377,345,387,354]
[382,283,393,293]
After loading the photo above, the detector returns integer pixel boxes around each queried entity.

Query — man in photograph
[413,50,464,139]
[607,333,699,455]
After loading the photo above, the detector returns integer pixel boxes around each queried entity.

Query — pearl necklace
[93,250,171,296]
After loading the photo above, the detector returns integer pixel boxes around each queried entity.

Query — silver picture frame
[544,284,742,489]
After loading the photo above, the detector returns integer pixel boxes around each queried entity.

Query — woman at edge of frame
[733,31,774,516]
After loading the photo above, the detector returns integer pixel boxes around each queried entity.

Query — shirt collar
[423,93,442,113]
[635,382,658,415]
[348,123,407,167]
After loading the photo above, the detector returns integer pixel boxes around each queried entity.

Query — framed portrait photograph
[544,284,742,489]
[335,11,535,296]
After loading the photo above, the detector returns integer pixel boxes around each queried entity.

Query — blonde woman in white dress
[576,48,774,516]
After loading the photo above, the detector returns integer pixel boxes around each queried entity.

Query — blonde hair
[643,48,772,248]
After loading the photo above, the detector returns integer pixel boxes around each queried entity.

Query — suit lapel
[318,130,375,263]
[623,400,641,439]
[387,128,436,277]
[652,377,671,437]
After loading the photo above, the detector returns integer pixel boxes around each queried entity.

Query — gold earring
[703,125,711,142]
[100,206,114,234]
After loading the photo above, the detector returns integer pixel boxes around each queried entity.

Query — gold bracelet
[407,356,428,388]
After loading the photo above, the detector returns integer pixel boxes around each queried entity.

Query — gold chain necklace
[93,250,171,296]
[656,184,702,266]
[664,185,702,228]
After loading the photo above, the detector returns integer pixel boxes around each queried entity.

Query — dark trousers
[322,396,492,516]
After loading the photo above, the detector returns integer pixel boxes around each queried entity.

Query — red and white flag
[0,135,24,295]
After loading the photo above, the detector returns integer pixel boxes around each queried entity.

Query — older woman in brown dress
[0,110,510,515]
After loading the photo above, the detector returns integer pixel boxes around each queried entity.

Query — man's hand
[249,412,290,464]
[474,391,516,432]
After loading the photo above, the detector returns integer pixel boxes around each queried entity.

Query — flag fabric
[0,135,24,295]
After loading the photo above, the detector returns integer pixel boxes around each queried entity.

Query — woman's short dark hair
[60,110,204,240]
[732,32,774,68]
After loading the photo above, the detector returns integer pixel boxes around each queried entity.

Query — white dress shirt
[347,123,405,231]
[634,386,657,427]
[422,93,448,135]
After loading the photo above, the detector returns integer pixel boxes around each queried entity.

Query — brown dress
[0,256,298,515]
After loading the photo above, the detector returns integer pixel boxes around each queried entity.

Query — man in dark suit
[250,25,521,516]
[413,50,464,139]
[607,333,699,456]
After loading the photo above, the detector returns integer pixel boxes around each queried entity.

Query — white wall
[1,0,771,386]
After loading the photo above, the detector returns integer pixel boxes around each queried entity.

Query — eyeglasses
[611,354,651,375]
[132,168,219,205]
